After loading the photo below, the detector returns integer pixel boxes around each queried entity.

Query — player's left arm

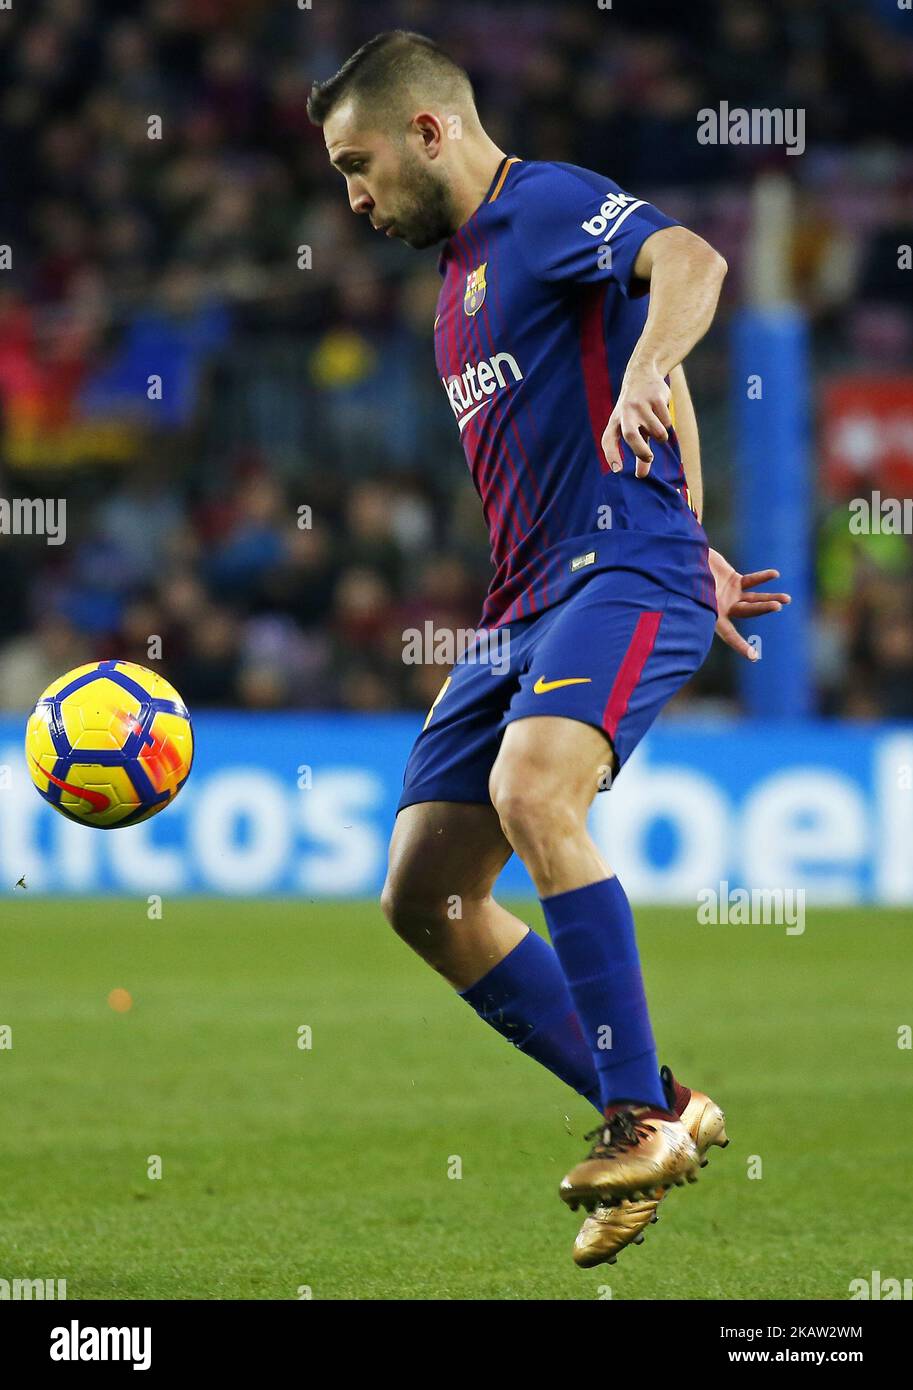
[670,372,791,661]
[668,363,702,522]
[708,549,791,662]
[602,226,727,478]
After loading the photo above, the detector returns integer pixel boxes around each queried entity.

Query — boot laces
[584,1108,654,1159]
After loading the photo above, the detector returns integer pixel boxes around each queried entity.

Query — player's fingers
[716,616,760,662]
[734,591,791,608]
[634,452,653,479]
[641,408,669,443]
[601,415,623,472]
[740,569,781,589]
[621,416,654,463]
[728,599,783,618]
[654,394,674,432]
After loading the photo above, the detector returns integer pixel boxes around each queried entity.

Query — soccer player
[308,31,790,1266]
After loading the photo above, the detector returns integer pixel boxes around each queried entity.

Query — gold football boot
[560,1103,698,1210]
[572,1070,729,1267]
[572,1194,662,1268]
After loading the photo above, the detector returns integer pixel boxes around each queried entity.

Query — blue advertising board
[2,714,912,904]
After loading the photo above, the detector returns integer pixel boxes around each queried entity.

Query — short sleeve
[515,165,679,292]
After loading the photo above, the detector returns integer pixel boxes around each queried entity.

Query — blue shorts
[397,570,716,813]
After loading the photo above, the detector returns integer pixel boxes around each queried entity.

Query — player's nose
[349,184,373,217]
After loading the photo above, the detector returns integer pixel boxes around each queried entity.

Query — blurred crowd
[0,0,912,716]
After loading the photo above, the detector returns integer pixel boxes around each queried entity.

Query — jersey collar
[438,155,521,272]
[485,155,522,204]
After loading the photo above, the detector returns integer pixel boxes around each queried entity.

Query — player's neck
[448,139,509,234]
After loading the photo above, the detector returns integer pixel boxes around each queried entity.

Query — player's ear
[413,113,444,158]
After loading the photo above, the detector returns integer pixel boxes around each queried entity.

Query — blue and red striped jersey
[434,155,717,628]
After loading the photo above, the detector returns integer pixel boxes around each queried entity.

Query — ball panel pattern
[25,661,194,829]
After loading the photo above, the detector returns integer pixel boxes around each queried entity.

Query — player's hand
[601,360,673,479]
[708,548,791,662]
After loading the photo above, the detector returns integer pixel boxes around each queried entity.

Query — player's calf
[382,802,603,1109]
[381,801,518,986]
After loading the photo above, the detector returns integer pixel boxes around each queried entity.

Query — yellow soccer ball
[25,660,194,829]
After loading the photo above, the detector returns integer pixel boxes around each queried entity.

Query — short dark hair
[307,29,473,128]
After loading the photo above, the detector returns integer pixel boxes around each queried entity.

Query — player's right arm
[602,226,726,477]
[513,164,726,481]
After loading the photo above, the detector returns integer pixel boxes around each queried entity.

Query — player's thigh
[489,716,613,826]
[381,800,513,927]
[496,576,714,798]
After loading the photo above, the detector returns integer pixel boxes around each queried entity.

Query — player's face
[325,103,453,250]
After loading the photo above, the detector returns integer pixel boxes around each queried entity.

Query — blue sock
[459,929,601,1110]
[540,876,668,1112]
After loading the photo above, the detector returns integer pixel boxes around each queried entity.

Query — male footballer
[309,30,790,1267]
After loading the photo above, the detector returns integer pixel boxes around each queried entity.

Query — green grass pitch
[1,898,909,1300]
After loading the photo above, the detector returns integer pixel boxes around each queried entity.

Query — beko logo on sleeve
[581,192,644,241]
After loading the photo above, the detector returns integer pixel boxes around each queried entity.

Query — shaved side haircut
[307,29,476,131]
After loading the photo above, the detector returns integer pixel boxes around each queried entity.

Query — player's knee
[380,868,447,943]
[380,870,414,935]
[489,771,579,858]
